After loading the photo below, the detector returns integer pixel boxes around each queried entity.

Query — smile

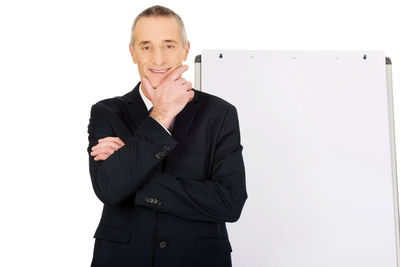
[149,68,171,74]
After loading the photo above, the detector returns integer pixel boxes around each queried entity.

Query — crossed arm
[87,102,247,223]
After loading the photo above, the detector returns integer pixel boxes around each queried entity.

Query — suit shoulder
[90,95,126,114]
[195,89,237,113]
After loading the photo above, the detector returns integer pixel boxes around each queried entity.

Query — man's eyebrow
[137,40,177,46]
[164,40,178,44]
[138,41,151,47]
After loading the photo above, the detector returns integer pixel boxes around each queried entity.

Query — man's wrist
[150,111,173,130]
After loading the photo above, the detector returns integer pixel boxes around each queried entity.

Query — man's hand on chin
[141,65,194,130]
[90,137,125,161]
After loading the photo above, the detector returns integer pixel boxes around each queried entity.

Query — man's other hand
[90,137,125,161]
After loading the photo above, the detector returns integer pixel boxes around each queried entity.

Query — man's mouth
[149,68,171,74]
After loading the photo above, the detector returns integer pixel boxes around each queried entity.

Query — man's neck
[138,83,153,111]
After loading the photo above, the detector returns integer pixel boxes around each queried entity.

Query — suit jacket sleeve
[134,105,247,223]
[87,101,178,206]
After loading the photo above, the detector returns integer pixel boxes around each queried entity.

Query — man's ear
[183,40,190,61]
[129,43,137,64]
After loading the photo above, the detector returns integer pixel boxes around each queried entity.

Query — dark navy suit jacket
[87,82,247,267]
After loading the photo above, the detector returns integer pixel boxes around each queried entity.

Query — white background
[0,0,399,266]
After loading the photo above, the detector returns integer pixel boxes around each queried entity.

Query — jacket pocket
[196,236,232,254]
[93,225,131,244]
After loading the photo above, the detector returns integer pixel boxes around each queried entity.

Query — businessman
[87,5,247,267]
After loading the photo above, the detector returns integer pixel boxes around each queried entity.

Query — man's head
[129,5,190,88]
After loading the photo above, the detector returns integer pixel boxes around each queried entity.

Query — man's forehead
[134,17,181,45]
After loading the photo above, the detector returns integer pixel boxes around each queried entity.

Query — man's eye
[143,46,150,50]
[166,45,174,49]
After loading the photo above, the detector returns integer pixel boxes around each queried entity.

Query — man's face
[129,16,190,88]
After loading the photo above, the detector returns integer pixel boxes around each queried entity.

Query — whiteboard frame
[386,57,400,267]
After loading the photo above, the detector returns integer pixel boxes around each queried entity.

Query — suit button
[159,241,167,248]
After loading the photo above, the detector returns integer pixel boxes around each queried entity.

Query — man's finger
[94,153,111,161]
[94,140,120,148]
[91,146,118,156]
[94,153,107,161]
[91,148,114,157]
[186,81,193,91]
[93,148,115,158]
[101,137,125,146]
[187,90,195,101]
[92,141,122,151]
[166,65,189,83]
[92,145,120,154]
[176,78,187,85]
[97,137,125,146]
[141,76,154,99]
[98,137,120,143]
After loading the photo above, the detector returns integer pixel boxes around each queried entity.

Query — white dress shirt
[139,83,176,135]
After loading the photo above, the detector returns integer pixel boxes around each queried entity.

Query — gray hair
[130,5,187,48]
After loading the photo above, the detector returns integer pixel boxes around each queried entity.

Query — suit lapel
[121,82,149,133]
[122,81,201,173]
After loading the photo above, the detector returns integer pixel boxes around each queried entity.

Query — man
[87,5,247,267]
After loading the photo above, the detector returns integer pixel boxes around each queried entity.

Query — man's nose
[152,47,165,66]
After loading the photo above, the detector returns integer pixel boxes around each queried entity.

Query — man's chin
[146,77,163,88]
[140,76,160,89]
[149,80,161,88]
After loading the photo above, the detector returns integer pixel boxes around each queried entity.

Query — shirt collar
[139,83,153,111]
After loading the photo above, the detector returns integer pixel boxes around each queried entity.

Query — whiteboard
[196,50,399,267]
